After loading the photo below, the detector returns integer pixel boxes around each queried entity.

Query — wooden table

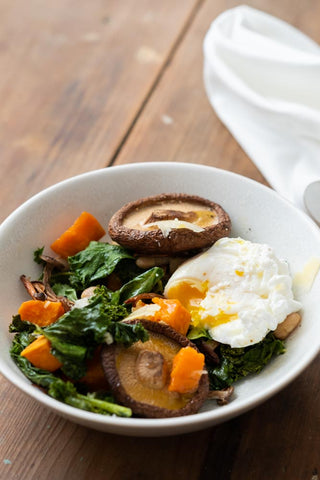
[0,0,319,478]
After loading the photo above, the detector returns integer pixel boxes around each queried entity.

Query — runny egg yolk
[166,280,206,309]
[166,280,238,329]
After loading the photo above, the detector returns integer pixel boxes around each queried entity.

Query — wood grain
[0,0,201,223]
[0,0,320,479]
[0,375,211,480]
[113,0,320,478]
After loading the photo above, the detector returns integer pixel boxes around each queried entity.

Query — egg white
[164,237,301,348]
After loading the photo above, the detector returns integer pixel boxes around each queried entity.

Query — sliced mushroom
[101,319,209,418]
[39,254,69,271]
[20,270,73,312]
[135,255,171,269]
[207,386,234,405]
[274,312,302,340]
[197,339,220,365]
[20,274,56,302]
[20,275,47,301]
[108,193,231,254]
[21,252,72,310]
[81,286,98,299]
[124,292,164,307]
[135,254,187,274]
[22,252,70,303]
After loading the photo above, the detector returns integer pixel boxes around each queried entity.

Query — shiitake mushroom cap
[101,319,209,418]
[108,193,231,254]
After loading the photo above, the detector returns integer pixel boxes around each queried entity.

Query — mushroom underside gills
[101,319,209,418]
[108,193,231,254]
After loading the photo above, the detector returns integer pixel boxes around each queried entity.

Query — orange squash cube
[21,335,62,372]
[152,298,191,335]
[168,346,205,394]
[18,300,65,327]
[50,211,106,258]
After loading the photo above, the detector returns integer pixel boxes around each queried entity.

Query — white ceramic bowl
[1,162,319,437]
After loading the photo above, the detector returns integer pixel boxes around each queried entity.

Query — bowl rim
[1,162,320,435]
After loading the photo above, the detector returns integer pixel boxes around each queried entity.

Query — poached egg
[164,237,301,348]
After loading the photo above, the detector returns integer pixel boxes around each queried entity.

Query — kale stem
[64,393,132,417]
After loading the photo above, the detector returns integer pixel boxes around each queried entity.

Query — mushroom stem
[207,386,234,405]
[135,350,168,389]
[20,269,73,312]
[144,209,197,224]
[135,255,171,269]
[20,275,46,301]
[39,254,69,271]
[197,339,220,365]
[274,312,301,340]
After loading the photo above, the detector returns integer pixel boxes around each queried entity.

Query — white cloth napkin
[203,5,320,212]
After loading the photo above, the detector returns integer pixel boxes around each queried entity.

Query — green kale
[114,258,144,284]
[48,379,131,417]
[208,333,285,390]
[10,330,34,355]
[10,335,131,417]
[9,315,36,334]
[187,326,213,341]
[10,331,58,390]
[51,283,78,302]
[68,241,134,289]
[33,246,45,265]
[111,321,148,346]
[40,292,148,380]
[50,271,73,285]
[9,240,164,418]
[75,266,165,306]
[118,267,164,303]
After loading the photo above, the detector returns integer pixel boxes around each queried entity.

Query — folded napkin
[203,5,320,213]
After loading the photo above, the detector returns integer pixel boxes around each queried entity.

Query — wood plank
[0,377,210,480]
[200,357,320,480]
[112,0,320,478]
[0,0,201,223]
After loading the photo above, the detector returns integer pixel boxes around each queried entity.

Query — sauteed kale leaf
[10,330,58,389]
[9,240,165,415]
[117,266,164,303]
[10,331,131,417]
[47,241,164,304]
[10,288,148,381]
[207,333,285,390]
[68,241,134,289]
[41,291,148,380]
[188,326,285,390]
[48,380,132,416]
[52,283,78,302]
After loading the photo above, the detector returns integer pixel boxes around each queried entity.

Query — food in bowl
[8,194,302,419]
[164,237,301,348]
[108,193,231,254]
